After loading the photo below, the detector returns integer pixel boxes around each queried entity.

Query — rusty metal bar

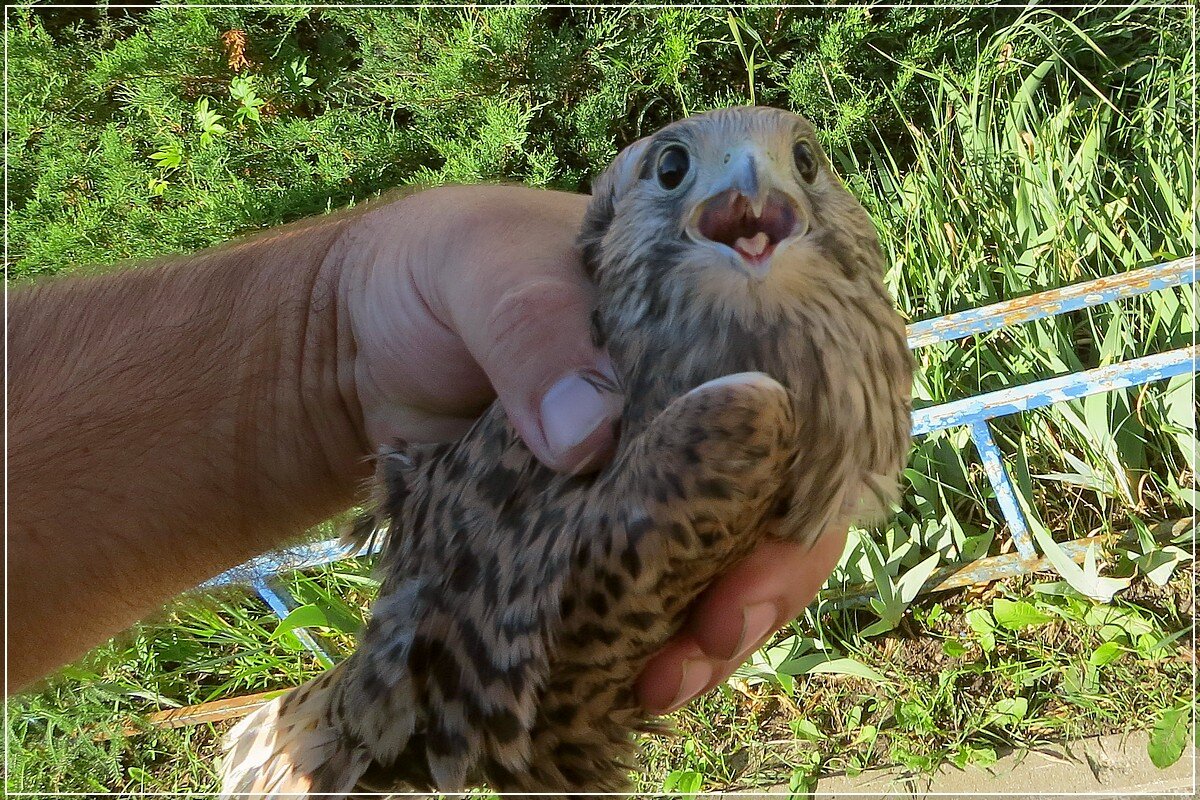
[143,689,284,731]
[912,346,1198,436]
[906,255,1195,348]
[909,348,1196,561]
[206,537,367,589]
[968,419,1036,560]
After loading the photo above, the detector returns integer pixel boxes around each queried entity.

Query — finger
[636,524,848,714]
[689,526,848,660]
[434,189,624,473]
[635,637,707,715]
[477,276,623,473]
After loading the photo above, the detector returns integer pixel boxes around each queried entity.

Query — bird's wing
[220,665,370,797]
[506,370,803,792]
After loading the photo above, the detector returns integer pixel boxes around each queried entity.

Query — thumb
[427,187,624,473]
[459,274,624,474]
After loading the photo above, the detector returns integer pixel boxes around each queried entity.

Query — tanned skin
[7,185,846,705]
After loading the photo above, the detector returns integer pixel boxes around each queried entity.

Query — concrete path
[738,731,1196,798]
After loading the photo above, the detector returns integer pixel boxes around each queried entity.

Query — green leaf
[788,765,817,796]
[942,638,968,658]
[969,746,998,766]
[791,717,825,741]
[992,598,1054,630]
[987,696,1028,727]
[270,603,329,639]
[896,552,941,605]
[861,539,897,609]
[859,617,897,637]
[776,653,830,676]
[1031,580,1084,598]
[1089,641,1124,667]
[806,657,889,684]
[149,141,183,170]
[1063,664,1099,696]
[965,608,997,651]
[1136,545,1190,587]
[1033,529,1130,603]
[127,766,154,785]
[1139,627,1189,657]
[662,769,703,796]
[851,723,877,746]
[951,744,997,768]
[1160,375,1196,472]
[1148,702,1191,769]
[1084,605,1154,641]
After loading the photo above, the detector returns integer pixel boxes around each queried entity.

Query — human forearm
[7,215,365,690]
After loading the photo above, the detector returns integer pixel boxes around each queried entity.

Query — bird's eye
[793,140,818,183]
[655,145,690,190]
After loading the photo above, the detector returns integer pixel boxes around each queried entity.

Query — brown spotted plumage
[219,106,913,797]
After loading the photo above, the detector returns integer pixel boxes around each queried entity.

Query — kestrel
[220,106,913,797]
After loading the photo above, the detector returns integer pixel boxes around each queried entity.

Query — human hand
[340,185,623,472]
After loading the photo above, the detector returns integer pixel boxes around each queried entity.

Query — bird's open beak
[687,152,803,279]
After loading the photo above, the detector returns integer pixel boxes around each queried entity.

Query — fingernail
[665,659,713,713]
[730,602,780,662]
[540,366,623,463]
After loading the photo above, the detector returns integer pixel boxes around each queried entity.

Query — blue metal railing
[909,256,1195,560]
[905,258,1194,348]
[208,255,1198,660]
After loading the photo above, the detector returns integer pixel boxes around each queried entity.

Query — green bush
[9,4,1150,276]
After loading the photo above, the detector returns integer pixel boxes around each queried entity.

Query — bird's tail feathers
[219,668,370,798]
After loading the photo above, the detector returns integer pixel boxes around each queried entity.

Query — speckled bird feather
[220,107,913,797]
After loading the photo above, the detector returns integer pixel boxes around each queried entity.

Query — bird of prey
[220,106,913,797]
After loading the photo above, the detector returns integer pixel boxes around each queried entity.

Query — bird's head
[580,107,883,325]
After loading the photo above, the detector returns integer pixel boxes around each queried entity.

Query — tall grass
[834,7,1195,585]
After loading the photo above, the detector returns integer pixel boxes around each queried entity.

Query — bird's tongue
[735,231,770,259]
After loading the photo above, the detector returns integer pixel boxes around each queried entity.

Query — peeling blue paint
[969,420,1037,560]
[207,538,367,589]
[912,346,1199,436]
[906,256,1196,348]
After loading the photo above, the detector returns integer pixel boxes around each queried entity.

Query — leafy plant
[1034,528,1131,603]
[194,97,227,148]
[281,56,315,97]
[661,768,703,798]
[860,542,940,637]
[1118,517,1192,586]
[1148,701,1192,769]
[992,598,1054,631]
[229,76,266,125]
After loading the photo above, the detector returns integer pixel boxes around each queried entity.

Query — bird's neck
[601,298,793,441]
